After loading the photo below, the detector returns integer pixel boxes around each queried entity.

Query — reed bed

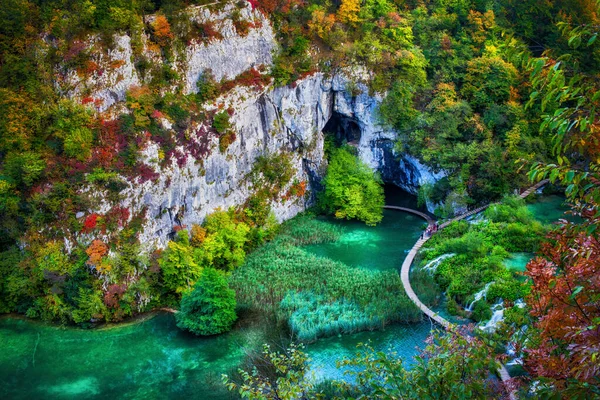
[230,215,420,341]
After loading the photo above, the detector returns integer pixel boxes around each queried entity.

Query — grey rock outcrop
[65,3,442,248]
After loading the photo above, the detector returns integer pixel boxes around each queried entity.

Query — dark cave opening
[323,112,361,145]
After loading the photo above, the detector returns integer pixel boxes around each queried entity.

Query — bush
[320,146,384,226]
[212,111,231,134]
[196,70,220,104]
[470,300,492,322]
[176,268,237,336]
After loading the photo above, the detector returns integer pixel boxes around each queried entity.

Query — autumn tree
[525,216,600,395]
[159,230,202,294]
[524,14,600,396]
[337,0,361,24]
[151,14,173,47]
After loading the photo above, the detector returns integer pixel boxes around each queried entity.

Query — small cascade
[465,282,494,312]
[421,253,455,273]
[480,301,504,333]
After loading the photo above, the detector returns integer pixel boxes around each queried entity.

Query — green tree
[72,288,107,324]
[159,230,202,294]
[176,268,236,336]
[200,208,250,270]
[461,56,518,111]
[320,147,384,226]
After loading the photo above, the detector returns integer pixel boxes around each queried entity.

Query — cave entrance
[323,112,361,146]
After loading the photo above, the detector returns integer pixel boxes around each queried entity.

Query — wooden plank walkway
[390,180,548,400]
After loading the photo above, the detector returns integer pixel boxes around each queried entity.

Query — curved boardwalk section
[390,180,548,400]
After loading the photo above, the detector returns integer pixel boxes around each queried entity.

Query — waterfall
[480,301,504,333]
[465,281,494,312]
[421,253,455,273]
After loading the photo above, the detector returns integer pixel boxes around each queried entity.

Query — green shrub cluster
[417,196,544,317]
[176,268,237,336]
[320,146,384,226]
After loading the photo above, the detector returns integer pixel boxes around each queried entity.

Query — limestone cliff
[64,2,442,249]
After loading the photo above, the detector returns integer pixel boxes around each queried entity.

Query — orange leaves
[86,239,110,273]
[309,9,336,39]
[190,225,207,247]
[151,14,174,47]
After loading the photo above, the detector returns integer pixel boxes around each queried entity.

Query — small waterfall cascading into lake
[505,301,528,366]
[480,301,505,333]
[421,253,455,273]
[465,281,494,312]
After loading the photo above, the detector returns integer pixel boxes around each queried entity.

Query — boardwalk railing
[387,180,548,400]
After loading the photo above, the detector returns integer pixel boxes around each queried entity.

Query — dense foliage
[176,268,237,336]
[320,147,384,226]
[227,329,503,399]
[416,196,544,320]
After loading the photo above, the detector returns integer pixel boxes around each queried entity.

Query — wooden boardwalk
[390,180,548,400]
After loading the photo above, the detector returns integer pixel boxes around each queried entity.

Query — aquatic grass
[277,214,343,246]
[230,215,420,340]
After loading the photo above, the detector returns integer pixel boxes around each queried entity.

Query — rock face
[66,3,442,248]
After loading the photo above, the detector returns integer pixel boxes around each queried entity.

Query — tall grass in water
[277,214,343,246]
[230,214,421,341]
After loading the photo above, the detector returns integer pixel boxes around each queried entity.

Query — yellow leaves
[190,224,207,247]
[309,9,336,39]
[337,0,361,24]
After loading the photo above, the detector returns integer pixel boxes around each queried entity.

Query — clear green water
[504,252,534,272]
[301,209,431,379]
[502,195,576,273]
[305,323,433,382]
[303,209,423,272]
[527,194,578,225]
[0,313,264,400]
[0,209,430,398]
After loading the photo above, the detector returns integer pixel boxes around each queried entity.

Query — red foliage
[64,41,86,61]
[136,163,160,184]
[151,109,164,119]
[107,206,130,227]
[104,284,127,308]
[81,96,95,105]
[220,68,272,93]
[198,21,223,42]
[524,210,600,389]
[82,214,99,233]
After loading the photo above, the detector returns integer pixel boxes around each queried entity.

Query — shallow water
[303,209,423,272]
[1,208,430,399]
[301,209,431,377]
[504,252,534,272]
[305,322,433,382]
[0,313,263,400]
[527,194,578,225]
